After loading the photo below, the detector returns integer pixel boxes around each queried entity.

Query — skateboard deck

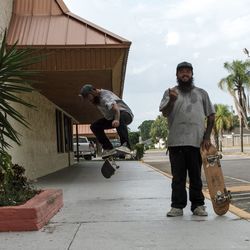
[101,149,132,178]
[101,157,119,178]
[200,143,231,215]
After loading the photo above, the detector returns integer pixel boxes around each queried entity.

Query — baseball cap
[176,62,193,73]
[79,84,94,97]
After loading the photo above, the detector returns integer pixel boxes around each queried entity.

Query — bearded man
[159,62,215,217]
[79,84,133,158]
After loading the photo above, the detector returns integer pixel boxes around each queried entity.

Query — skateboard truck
[214,189,231,204]
[207,154,222,167]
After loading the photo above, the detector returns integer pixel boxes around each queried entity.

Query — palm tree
[218,60,250,152]
[213,104,234,151]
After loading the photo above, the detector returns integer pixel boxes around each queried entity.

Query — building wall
[7,91,74,179]
[0,0,13,35]
[1,0,74,179]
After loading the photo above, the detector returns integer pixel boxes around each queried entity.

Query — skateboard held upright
[200,143,231,215]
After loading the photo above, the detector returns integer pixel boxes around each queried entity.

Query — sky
[64,0,250,131]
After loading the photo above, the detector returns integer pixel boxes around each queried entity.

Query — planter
[0,189,63,232]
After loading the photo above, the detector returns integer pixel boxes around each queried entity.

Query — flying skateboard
[101,148,132,179]
[200,143,231,215]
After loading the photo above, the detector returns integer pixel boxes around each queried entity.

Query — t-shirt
[97,89,134,121]
[159,86,215,148]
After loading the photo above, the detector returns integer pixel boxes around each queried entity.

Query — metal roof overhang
[7,0,131,124]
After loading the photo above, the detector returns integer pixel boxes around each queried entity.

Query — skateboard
[200,143,231,215]
[101,149,132,179]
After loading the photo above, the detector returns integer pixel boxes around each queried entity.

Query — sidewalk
[1,160,250,250]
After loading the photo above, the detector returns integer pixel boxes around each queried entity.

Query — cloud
[193,52,200,59]
[165,31,180,46]
[129,62,156,75]
[165,0,218,19]
[220,15,250,39]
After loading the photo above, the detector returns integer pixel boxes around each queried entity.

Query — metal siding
[86,27,105,45]
[47,16,68,45]
[33,0,51,15]
[33,17,50,45]
[10,0,130,47]
[13,0,33,15]
[66,19,85,45]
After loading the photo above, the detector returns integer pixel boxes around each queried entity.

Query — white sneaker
[116,145,131,154]
[166,207,183,217]
[193,206,208,216]
[102,149,116,158]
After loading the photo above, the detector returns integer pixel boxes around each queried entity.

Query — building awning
[73,124,118,139]
[7,0,131,124]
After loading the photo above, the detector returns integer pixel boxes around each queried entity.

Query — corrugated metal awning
[7,0,131,124]
[73,124,118,139]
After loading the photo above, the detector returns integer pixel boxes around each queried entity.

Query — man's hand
[169,88,178,102]
[201,138,211,151]
[112,119,120,128]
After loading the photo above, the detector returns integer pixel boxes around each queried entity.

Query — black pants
[90,111,132,150]
[168,146,204,211]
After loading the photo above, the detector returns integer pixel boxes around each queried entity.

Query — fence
[221,134,250,147]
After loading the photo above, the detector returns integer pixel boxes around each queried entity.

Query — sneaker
[116,144,131,155]
[193,206,208,216]
[102,149,116,158]
[166,207,183,217]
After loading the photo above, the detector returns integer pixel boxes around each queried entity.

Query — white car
[73,136,96,160]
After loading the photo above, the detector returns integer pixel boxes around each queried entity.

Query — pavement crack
[67,222,82,250]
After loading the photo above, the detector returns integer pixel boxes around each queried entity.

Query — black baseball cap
[176,62,193,73]
[79,84,94,97]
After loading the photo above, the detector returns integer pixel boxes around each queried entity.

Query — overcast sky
[64,0,250,131]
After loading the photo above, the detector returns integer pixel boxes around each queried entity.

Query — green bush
[135,143,144,160]
[0,153,39,206]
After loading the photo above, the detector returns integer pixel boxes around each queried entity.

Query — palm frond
[0,29,42,152]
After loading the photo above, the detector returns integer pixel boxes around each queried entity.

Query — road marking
[225,176,250,184]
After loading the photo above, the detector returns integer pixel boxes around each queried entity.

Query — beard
[177,77,194,93]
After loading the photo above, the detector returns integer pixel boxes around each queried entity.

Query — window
[56,109,64,153]
[64,114,73,152]
[55,109,73,153]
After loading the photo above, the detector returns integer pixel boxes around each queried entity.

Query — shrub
[135,143,144,160]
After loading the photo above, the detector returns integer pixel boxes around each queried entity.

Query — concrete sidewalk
[1,160,250,250]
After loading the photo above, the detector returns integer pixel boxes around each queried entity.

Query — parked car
[73,136,96,160]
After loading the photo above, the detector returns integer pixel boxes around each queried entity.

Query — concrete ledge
[0,189,63,232]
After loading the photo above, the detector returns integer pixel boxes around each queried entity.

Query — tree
[218,60,250,152]
[138,120,154,141]
[213,104,234,151]
[150,115,168,146]
[128,131,140,150]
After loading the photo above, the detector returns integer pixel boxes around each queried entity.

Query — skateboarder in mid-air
[79,84,133,158]
[159,62,215,217]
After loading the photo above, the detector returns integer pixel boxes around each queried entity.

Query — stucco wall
[1,0,75,179]
[0,0,13,36]
[7,91,74,179]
